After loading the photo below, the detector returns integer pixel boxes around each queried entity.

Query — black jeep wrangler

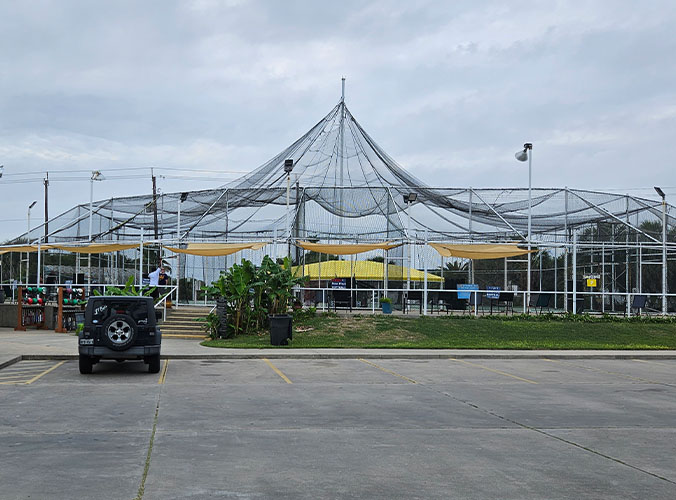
[78,296,162,374]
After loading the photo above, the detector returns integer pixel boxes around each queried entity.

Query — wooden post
[55,287,66,333]
[15,286,26,331]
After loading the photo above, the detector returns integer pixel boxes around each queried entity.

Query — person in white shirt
[148,266,163,287]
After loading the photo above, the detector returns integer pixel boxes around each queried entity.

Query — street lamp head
[29,200,37,210]
[515,143,533,162]
[180,192,189,203]
[284,159,294,173]
[91,170,104,181]
[654,186,666,199]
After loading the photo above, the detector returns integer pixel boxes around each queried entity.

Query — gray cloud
[1,0,675,240]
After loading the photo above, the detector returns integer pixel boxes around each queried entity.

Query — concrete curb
[0,356,22,369]
[16,352,676,360]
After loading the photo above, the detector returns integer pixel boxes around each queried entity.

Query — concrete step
[160,322,204,330]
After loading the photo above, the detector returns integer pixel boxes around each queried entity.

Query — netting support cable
[568,190,659,243]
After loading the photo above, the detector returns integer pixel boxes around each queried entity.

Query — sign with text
[457,284,479,300]
[331,278,346,289]
[486,286,501,300]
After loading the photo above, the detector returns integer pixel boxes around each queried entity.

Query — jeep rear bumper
[79,345,161,359]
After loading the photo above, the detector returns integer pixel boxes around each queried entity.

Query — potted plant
[379,296,392,314]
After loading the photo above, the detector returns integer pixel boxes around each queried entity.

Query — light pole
[26,200,37,285]
[88,171,105,289]
[655,186,667,314]
[403,192,417,296]
[284,159,294,260]
[515,143,533,310]
[176,192,188,305]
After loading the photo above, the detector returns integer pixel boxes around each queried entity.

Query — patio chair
[497,292,515,315]
[630,294,648,316]
[534,293,552,314]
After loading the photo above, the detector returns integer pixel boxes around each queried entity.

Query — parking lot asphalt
[1,356,676,499]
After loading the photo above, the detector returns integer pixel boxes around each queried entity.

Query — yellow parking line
[0,373,38,381]
[24,361,67,385]
[158,360,169,385]
[450,358,538,384]
[551,358,661,384]
[358,359,417,384]
[262,358,292,384]
[633,359,674,368]
[2,363,52,372]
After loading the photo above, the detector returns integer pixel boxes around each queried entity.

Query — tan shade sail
[292,260,443,282]
[165,242,267,256]
[297,241,402,255]
[51,243,141,254]
[429,243,535,260]
[0,245,52,253]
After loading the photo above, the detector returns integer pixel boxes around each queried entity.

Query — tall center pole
[338,78,345,239]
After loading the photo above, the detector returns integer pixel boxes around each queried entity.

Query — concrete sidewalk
[2,328,676,367]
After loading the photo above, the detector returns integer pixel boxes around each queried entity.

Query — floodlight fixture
[180,192,189,203]
[91,170,104,181]
[284,159,294,173]
[654,186,665,199]
[515,143,532,162]
[408,192,418,202]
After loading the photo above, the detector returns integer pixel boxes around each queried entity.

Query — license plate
[79,338,94,345]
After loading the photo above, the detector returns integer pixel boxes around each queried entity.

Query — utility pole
[43,173,49,243]
[151,169,159,240]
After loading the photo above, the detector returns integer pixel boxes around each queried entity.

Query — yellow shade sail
[0,245,52,253]
[292,260,443,282]
[297,241,402,255]
[429,243,535,260]
[165,242,268,257]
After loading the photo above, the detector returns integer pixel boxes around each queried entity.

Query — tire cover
[101,314,137,351]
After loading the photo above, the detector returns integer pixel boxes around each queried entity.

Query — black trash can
[269,314,292,346]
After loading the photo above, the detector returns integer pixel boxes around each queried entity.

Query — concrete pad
[158,383,510,432]
[436,382,676,429]
[547,428,676,483]
[0,432,147,500]
[144,428,676,500]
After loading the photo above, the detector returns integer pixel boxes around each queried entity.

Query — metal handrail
[154,285,178,322]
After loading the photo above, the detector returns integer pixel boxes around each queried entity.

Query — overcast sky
[1,0,675,241]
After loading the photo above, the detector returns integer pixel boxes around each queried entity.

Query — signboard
[331,278,346,289]
[584,274,600,288]
[142,277,151,286]
[486,286,501,300]
[457,283,479,300]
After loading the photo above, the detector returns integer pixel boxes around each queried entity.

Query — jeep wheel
[79,354,93,374]
[102,315,137,351]
[148,354,161,374]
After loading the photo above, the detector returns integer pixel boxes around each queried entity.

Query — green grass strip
[202,313,676,350]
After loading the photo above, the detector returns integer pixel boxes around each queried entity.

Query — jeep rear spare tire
[102,314,137,351]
